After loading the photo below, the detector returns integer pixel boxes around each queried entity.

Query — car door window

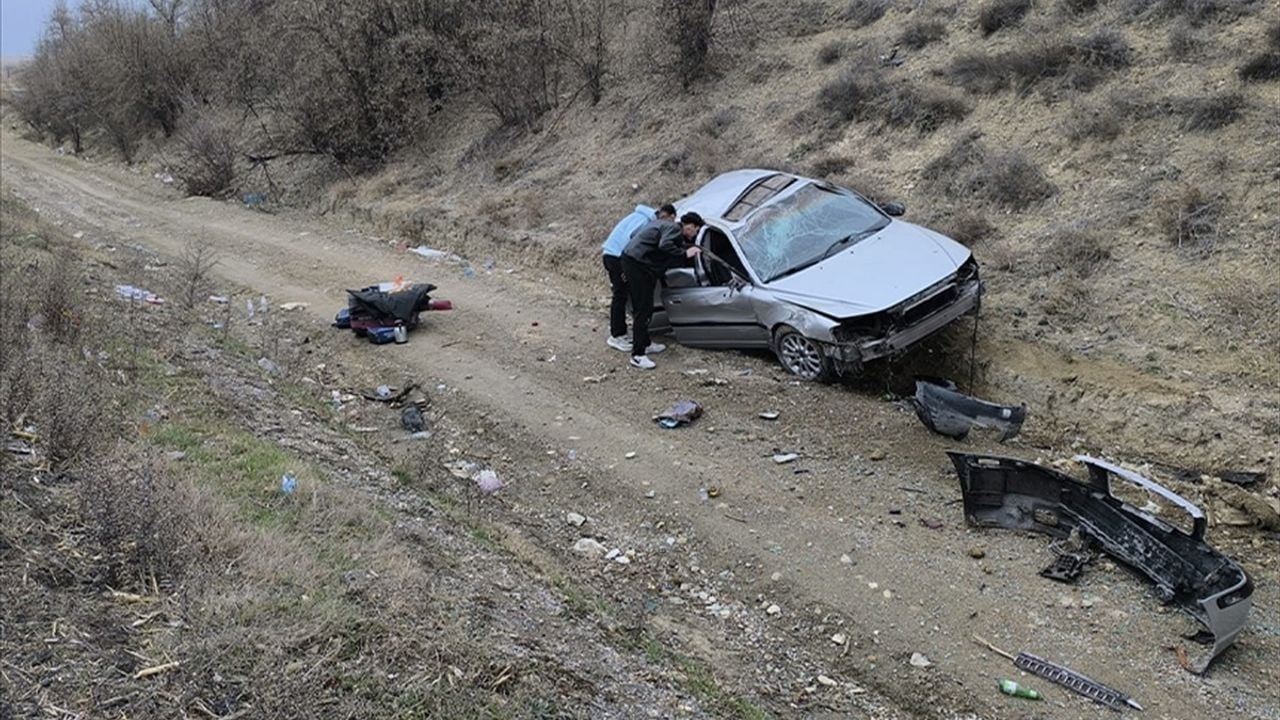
[701,228,750,286]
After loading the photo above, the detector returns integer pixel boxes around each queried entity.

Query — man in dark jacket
[620,212,704,369]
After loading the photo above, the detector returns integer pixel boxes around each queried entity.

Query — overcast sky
[2,1,71,59]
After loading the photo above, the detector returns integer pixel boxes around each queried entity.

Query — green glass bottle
[999,679,1042,700]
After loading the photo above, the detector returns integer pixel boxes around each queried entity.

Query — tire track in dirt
[5,134,1276,719]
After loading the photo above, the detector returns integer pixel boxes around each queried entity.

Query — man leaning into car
[620,212,704,370]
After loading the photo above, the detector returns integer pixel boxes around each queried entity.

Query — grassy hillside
[10,0,1279,469]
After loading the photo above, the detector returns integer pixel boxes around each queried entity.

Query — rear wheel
[775,326,834,382]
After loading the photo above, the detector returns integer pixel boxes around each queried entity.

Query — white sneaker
[607,335,633,353]
[644,342,666,355]
[630,355,656,370]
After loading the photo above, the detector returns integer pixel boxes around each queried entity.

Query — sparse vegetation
[819,66,969,133]
[1061,0,1101,13]
[923,135,1056,210]
[1171,92,1245,131]
[1239,30,1280,80]
[898,19,948,49]
[1159,185,1225,254]
[946,31,1135,96]
[1041,226,1113,278]
[844,0,891,28]
[1168,22,1205,59]
[817,40,850,66]
[934,211,999,247]
[979,0,1033,36]
[1124,0,1258,26]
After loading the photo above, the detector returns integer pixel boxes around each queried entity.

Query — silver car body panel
[649,169,982,372]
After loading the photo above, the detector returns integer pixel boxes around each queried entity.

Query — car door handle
[669,298,682,305]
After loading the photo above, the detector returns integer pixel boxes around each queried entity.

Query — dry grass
[931,210,999,247]
[1040,226,1113,278]
[1158,185,1226,254]
[946,30,1134,97]
[1170,92,1245,131]
[843,0,890,28]
[922,135,1056,211]
[979,0,1033,36]
[819,66,968,133]
[898,19,948,49]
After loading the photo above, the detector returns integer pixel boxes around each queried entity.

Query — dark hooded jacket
[622,219,688,270]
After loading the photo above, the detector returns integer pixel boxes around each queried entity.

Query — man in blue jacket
[601,203,676,353]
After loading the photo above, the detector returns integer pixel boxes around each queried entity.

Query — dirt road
[3,131,1276,719]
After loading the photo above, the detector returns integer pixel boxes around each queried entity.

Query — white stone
[566,512,586,527]
[572,538,608,559]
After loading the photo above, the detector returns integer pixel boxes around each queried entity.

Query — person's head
[679,212,704,239]
[656,204,677,221]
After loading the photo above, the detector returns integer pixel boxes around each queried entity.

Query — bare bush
[844,0,890,28]
[819,66,968,133]
[175,109,240,198]
[1124,0,1257,26]
[898,19,947,49]
[177,239,220,310]
[658,0,720,88]
[1158,185,1225,254]
[979,0,1032,36]
[1171,92,1245,130]
[1168,22,1205,59]
[1239,52,1280,82]
[817,40,850,66]
[947,32,1133,95]
[1042,226,1112,277]
[923,135,1056,210]
[1065,91,1153,142]
[699,108,739,138]
[936,211,998,247]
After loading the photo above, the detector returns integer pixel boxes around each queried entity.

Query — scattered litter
[362,383,419,404]
[242,191,267,207]
[816,675,837,687]
[1162,465,1266,488]
[582,375,608,384]
[377,384,392,398]
[462,266,477,278]
[409,431,431,440]
[702,377,729,387]
[256,357,281,375]
[280,474,298,495]
[765,604,781,616]
[208,295,228,304]
[411,246,451,260]
[166,451,186,462]
[246,298,255,319]
[279,302,309,311]
[566,449,578,461]
[655,400,703,429]
[683,369,709,376]
[974,635,1142,711]
[605,548,621,561]
[758,411,780,420]
[625,452,637,460]
[998,679,1042,701]
[919,517,944,530]
[736,369,753,376]
[909,652,932,668]
[913,379,1026,441]
[474,469,503,495]
[772,452,800,464]
[114,285,163,304]
[831,633,848,646]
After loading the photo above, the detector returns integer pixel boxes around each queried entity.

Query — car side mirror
[880,201,906,217]
[665,268,698,289]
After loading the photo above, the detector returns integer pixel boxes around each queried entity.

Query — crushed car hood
[766,221,970,318]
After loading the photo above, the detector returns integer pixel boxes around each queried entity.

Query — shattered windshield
[736,183,888,283]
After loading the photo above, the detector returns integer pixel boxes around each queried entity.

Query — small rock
[909,652,932,668]
[614,555,632,565]
[566,512,587,527]
[968,546,986,559]
[625,451,637,459]
[831,633,848,645]
[772,452,800,464]
[758,411,780,420]
[166,451,187,462]
[840,553,853,565]
[869,450,887,461]
[256,357,281,374]
[572,538,608,559]
[765,604,781,616]
[817,675,838,687]
[770,572,782,582]
[1058,595,1077,608]
[605,548,621,561]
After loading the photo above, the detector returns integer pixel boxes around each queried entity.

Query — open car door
[660,228,769,349]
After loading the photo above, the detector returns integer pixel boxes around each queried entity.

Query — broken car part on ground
[950,453,1253,674]
[911,378,1026,441]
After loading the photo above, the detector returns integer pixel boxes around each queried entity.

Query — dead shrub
[979,0,1033,36]
[658,0,720,88]
[1060,0,1100,13]
[1074,30,1134,69]
[177,239,220,311]
[699,108,739,138]
[882,84,971,133]
[923,135,1056,210]
[844,0,891,28]
[1158,185,1225,254]
[945,53,1011,94]
[1171,92,1245,130]
[898,19,948,49]
[1041,274,1093,318]
[1041,226,1112,277]
[818,68,888,123]
[1067,103,1124,142]
[1239,53,1280,82]
[809,156,855,178]
[947,32,1133,95]
[1168,22,1205,59]
[174,111,240,198]
[935,211,998,247]
[817,40,850,66]
[1124,0,1257,26]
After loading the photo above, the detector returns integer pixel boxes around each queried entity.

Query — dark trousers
[603,254,628,338]
[620,254,658,358]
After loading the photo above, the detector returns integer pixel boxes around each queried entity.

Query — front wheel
[774,326,834,382]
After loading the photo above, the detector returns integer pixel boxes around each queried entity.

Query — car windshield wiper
[765,225,885,283]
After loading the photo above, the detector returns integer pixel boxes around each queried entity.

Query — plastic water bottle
[281,474,297,495]
[999,679,1041,700]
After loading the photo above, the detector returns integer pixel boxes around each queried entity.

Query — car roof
[677,169,807,230]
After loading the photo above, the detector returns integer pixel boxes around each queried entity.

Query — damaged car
[649,169,982,380]
[949,452,1253,674]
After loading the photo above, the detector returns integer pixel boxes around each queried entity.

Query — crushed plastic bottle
[281,474,298,495]
[999,679,1042,700]
[462,265,477,278]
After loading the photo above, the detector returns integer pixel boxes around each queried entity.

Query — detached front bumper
[828,278,982,366]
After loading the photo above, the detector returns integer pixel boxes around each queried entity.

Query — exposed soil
[4,124,1278,719]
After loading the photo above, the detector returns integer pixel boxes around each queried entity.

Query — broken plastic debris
[281,474,297,495]
[474,469,503,495]
[758,411,780,420]
[912,379,1026,441]
[411,246,450,260]
[279,302,309,311]
[114,285,163,304]
[208,295,229,304]
[772,452,800,464]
